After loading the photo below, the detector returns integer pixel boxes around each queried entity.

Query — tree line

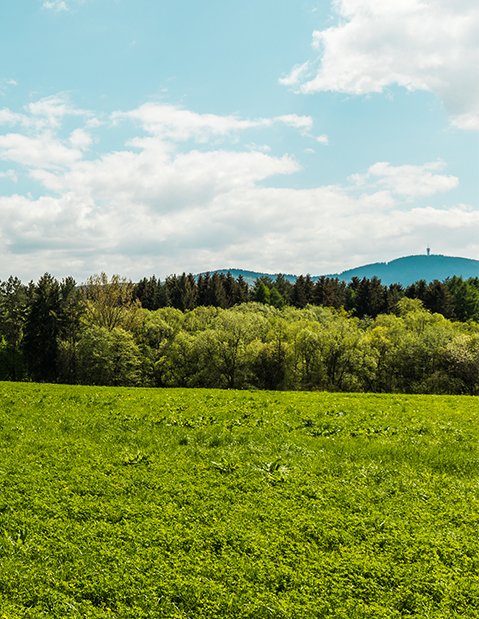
[0,272,478,394]
[135,271,479,322]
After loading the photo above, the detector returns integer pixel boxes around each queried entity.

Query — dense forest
[0,272,478,394]
[134,271,479,320]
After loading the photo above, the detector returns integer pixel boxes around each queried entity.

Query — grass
[0,382,477,618]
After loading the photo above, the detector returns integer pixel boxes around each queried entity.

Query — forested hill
[207,255,479,286]
[328,255,479,286]
[202,269,297,286]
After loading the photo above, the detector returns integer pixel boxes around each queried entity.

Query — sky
[0,0,478,282]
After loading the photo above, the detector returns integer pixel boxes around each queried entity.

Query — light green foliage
[76,326,143,386]
[129,302,479,394]
[442,333,479,393]
[0,383,477,618]
[83,273,141,332]
[136,308,184,385]
[2,273,477,393]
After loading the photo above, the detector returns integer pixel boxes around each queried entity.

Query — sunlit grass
[0,383,477,618]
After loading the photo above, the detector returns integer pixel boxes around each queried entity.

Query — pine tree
[23,274,62,382]
[0,276,28,380]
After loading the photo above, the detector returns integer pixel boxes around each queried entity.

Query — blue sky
[0,0,478,281]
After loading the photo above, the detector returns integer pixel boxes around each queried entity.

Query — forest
[0,271,478,394]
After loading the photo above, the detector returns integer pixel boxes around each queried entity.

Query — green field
[0,383,477,618]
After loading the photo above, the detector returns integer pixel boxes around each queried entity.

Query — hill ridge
[201,254,479,287]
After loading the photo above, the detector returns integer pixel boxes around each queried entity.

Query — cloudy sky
[0,0,478,282]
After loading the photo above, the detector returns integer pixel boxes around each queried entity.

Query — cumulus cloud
[0,95,95,172]
[69,128,93,150]
[349,161,459,198]
[281,0,479,130]
[0,108,30,127]
[0,96,476,281]
[1,95,91,131]
[0,133,82,169]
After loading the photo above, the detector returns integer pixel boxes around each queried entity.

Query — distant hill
[200,268,297,286]
[203,255,479,287]
[327,255,479,286]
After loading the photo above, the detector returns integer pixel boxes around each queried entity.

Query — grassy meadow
[0,383,477,618]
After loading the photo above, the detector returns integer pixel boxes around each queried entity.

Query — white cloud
[349,161,459,198]
[2,144,475,280]
[85,117,103,129]
[278,62,310,87]
[0,95,95,172]
[0,133,82,169]
[315,134,329,145]
[0,108,28,126]
[1,95,91,131]
[281,0,479,130]
[452,113,479,131]
[274,114,313,132]
[69,128,92,150]
[0,169,18,182]
[113,104,313,142]
[26,94,89,129]
[29,143,299,210]
[0,97,476,281]
[0,79,18,96]
[42,1,69,11]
